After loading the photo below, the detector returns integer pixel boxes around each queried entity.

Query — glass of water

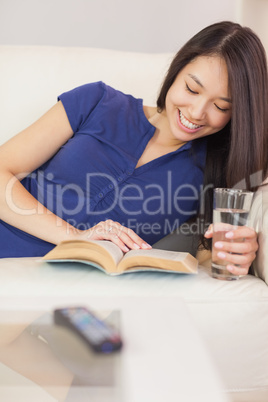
[211,188,254,280]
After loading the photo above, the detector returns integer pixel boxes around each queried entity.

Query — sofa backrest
[0,45,173,145]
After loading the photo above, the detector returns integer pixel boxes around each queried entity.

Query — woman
[0,21,266,277]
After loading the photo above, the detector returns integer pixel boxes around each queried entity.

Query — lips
[178,110,203,132]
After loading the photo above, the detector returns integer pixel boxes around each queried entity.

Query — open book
[42,240,198,276]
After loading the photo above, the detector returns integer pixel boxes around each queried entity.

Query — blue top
[0,82,207,257]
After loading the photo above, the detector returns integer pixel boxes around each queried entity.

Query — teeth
[179,111,201,130]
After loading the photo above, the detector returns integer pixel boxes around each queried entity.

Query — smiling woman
[0,21,267,279]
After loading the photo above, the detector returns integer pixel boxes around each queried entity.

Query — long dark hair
[157,21,268,249]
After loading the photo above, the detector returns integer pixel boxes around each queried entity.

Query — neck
[148,108,186,148]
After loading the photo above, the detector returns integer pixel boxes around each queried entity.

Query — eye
[185,83,198,95]
[214,103,230,113]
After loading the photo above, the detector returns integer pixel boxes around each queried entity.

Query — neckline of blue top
[130,98,193,176]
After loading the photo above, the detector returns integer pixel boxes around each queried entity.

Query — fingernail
[225,232,234,239]
[133,243,140,249]
[217,252,226,259]
[214,242,223,249]
[227,265,234,272]
[142,243,151,249]
[123,246,129,252]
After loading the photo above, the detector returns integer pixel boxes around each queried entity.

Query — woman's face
[165,55,232,143]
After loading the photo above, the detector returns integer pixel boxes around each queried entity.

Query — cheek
[165,92,174,109]
[166,86,185,109]
[212,113,231,129]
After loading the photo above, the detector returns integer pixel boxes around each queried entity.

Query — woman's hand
[73,219,152,253]
[205,225,258,276]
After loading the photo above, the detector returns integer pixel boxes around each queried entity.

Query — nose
[188,98,207,121]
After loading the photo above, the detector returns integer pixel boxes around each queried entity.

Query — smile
[178,110,203,130]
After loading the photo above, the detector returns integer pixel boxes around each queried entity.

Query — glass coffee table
[0,297,230,402]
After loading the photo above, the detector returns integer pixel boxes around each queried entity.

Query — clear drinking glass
[211,188,254,280]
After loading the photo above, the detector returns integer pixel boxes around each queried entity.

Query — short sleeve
[58,81,106,133]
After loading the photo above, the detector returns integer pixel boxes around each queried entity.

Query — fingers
[225,263,250,277]
[215,250,256,268]
[214,237,258,255]
[224,226,257,241]
[205,225,257,242]
[87,220,151,252]
[213,226,258,255]
[104,220,151,251]
[211,225,258,277]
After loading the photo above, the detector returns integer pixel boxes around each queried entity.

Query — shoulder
[58,81,106,102]
[59,81,142,110]
[57,82,108,133]
[58,82,148,133]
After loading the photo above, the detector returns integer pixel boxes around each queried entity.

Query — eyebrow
[188,73,232,103]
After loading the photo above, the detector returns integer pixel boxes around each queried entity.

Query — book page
[122,248,189,261]
[89,240,124,266]
[43,240,124,273]
[118,248,198,274]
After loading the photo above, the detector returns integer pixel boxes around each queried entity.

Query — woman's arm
[0,101,77,245]
[0,102,150,251]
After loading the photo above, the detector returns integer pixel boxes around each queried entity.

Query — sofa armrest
[250,181,268,285]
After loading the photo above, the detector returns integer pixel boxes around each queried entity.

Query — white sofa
[0,45,268,402]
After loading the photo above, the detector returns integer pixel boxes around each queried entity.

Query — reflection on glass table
[0,309,122,402]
